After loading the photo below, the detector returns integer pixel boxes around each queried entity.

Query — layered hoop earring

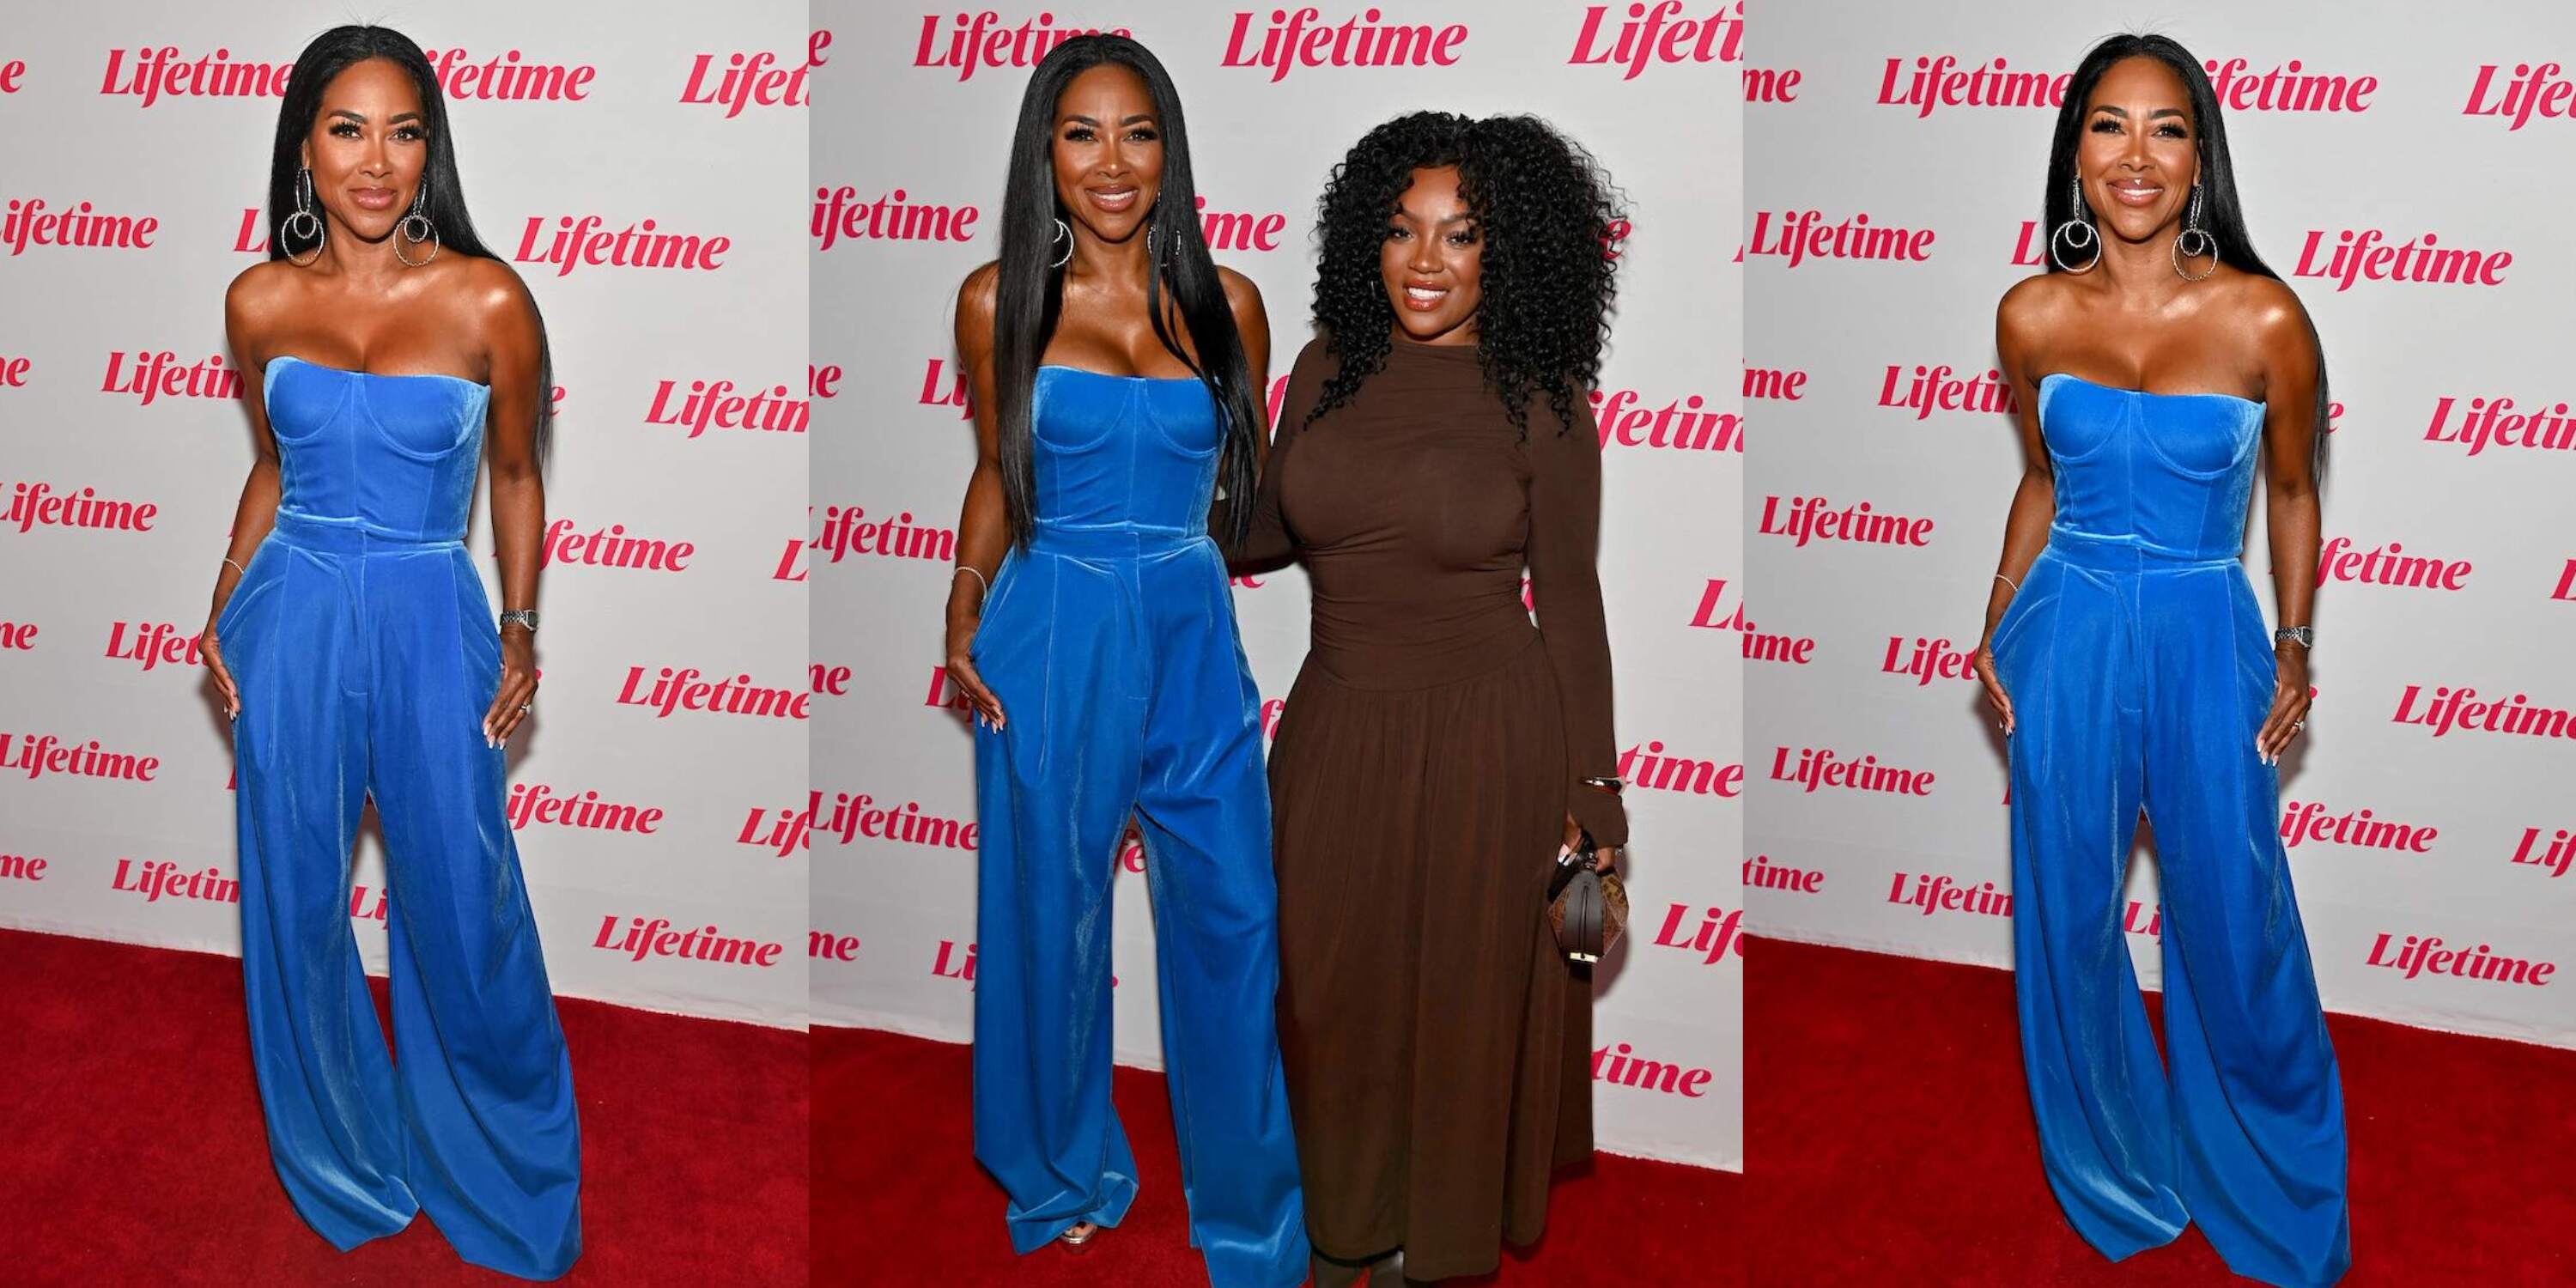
[394,178,440,267]
[2172,183,2218,282]
[283,167,326,266]
[2048,172,2099,273]
[1049,216,1072,269]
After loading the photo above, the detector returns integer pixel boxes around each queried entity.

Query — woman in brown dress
[1228,112,1628,1286]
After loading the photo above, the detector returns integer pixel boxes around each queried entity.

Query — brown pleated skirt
[1270,632,1593,1281]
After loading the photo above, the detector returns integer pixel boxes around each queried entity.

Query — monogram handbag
[1546,827,1629,963]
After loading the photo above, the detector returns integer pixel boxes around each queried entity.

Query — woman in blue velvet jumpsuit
[1976,37,2349,1288]
[202,28,577,1280]
[937,35,1308,1288]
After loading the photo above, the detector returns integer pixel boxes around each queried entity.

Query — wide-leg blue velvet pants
[1996,529,2350,1288]
[969,520,1309,1288]
[226,512,581,1281]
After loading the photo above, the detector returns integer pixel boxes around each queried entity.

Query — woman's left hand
[2257,645,2312,765]
[483,629,538,747]
[1560,811,1616,872]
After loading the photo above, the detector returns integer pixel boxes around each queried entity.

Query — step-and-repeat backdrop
[1748,0,2573,1048]
[813,1,1741,1169]
[0,3,810,1029]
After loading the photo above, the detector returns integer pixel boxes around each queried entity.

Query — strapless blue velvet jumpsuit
[969,365,1308,1288]
[222,355,580,1280]
[1992,373,2348,1288]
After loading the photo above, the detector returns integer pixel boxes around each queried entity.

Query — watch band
[2274,626,2312,648]
[500,609,540,634]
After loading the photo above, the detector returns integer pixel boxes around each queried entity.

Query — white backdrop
[811,0,1742,1170]
[1747,0,2574,1049]
[0,1,811,1028]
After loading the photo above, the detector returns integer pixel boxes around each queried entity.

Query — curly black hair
[1307,111,1624,437]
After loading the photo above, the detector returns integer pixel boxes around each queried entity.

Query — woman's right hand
[1972,636,2014,736]
[945,614,1006,731]
[202,614,241,720]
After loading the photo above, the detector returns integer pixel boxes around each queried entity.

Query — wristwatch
[2274,626,2312,649]
[500,610,541,634]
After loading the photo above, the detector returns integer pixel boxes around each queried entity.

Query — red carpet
[1747,937,2576,1286]
[814,1024,1740,1285]
[1,929,805,1286]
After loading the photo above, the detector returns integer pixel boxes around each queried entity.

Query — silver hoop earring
[2172,184,2217,282]
[2048,173,2099,273]
[1049,216,1072,269]
[283,167,325,266]
[395,179,440,267]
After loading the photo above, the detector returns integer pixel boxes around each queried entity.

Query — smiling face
[2075,55,2201,243]
[301,58,430,243]
[1050,63,1163,246]
[1380,165,1483,345]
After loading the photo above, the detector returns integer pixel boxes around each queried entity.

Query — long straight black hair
[2044,33,2327,475]
[991,34,1260,548]
[268,25,555,461]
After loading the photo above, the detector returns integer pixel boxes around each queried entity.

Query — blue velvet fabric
[1996,373,2349,1288]
[969,366,1309,1288]
[224,356,580,1280]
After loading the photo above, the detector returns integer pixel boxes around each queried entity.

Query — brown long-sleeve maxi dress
[1231,334,1626,1279]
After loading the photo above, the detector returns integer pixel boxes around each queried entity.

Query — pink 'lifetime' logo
[2464,61,2576,130]
[920,357,974,419]
[110,859,238,904]
[1649,903,1740,966]
[513,216,730,276]
[2291,229,2510,290]
[913,12,1129,82]
[543,518,694,573]
[102,622,205,672]
[101,351,241,405]
[1222,8,1469,82]
[0,620,36,651]
[1594,1041,1715,1097]
[1877,55,2069,117]
[1744,210,1933,266]
[0,58,23,94]
[644,378,809,440]
[424,48,596,100]
[812,186,980,248]
[1618,739,1742,797]
[0,849,46,882]
[2391,685,2573,741]
[811,791,979,850]
[507,782,665,835]
[1568,3,1740,80]
[1888,870,2008,917]
[2366,933,2555,987]
[738,805,811,858]
[1701,580,1819,665]
[1746,853,1823,894]
[6,483,156,535]
[811,928,862,963]
[615,667,811,720]
[2422,395,2576,456]
[1759,495,1934,549]
[779,507,957,582]
[1880,363,2016,420]
[2283,799,2438,853]
[593,915,785,968]
[1883,635,1977,687]
[1592,386,1738,453]
[679,46,811,116]
[2317,537,2470,591]
[1776,745,1934,796]
[2511,827,2574,878]
[1743,365,1806,402]
[4,198,156,254]
[0,732,158,783]
[100,46,292,106]
[0,354,27,386]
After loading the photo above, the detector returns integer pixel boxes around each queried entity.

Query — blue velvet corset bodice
[1028,364,1221,537]
[263,355,492,543]
[2037,372,2266,562]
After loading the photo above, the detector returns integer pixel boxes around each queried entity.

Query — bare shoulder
[1215,264,1265,318]
[2225,270,2312,341]
[1996,270,2074,337]
[225,259,297,321]
[452,255,538,325]
[956,260,1000,324]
